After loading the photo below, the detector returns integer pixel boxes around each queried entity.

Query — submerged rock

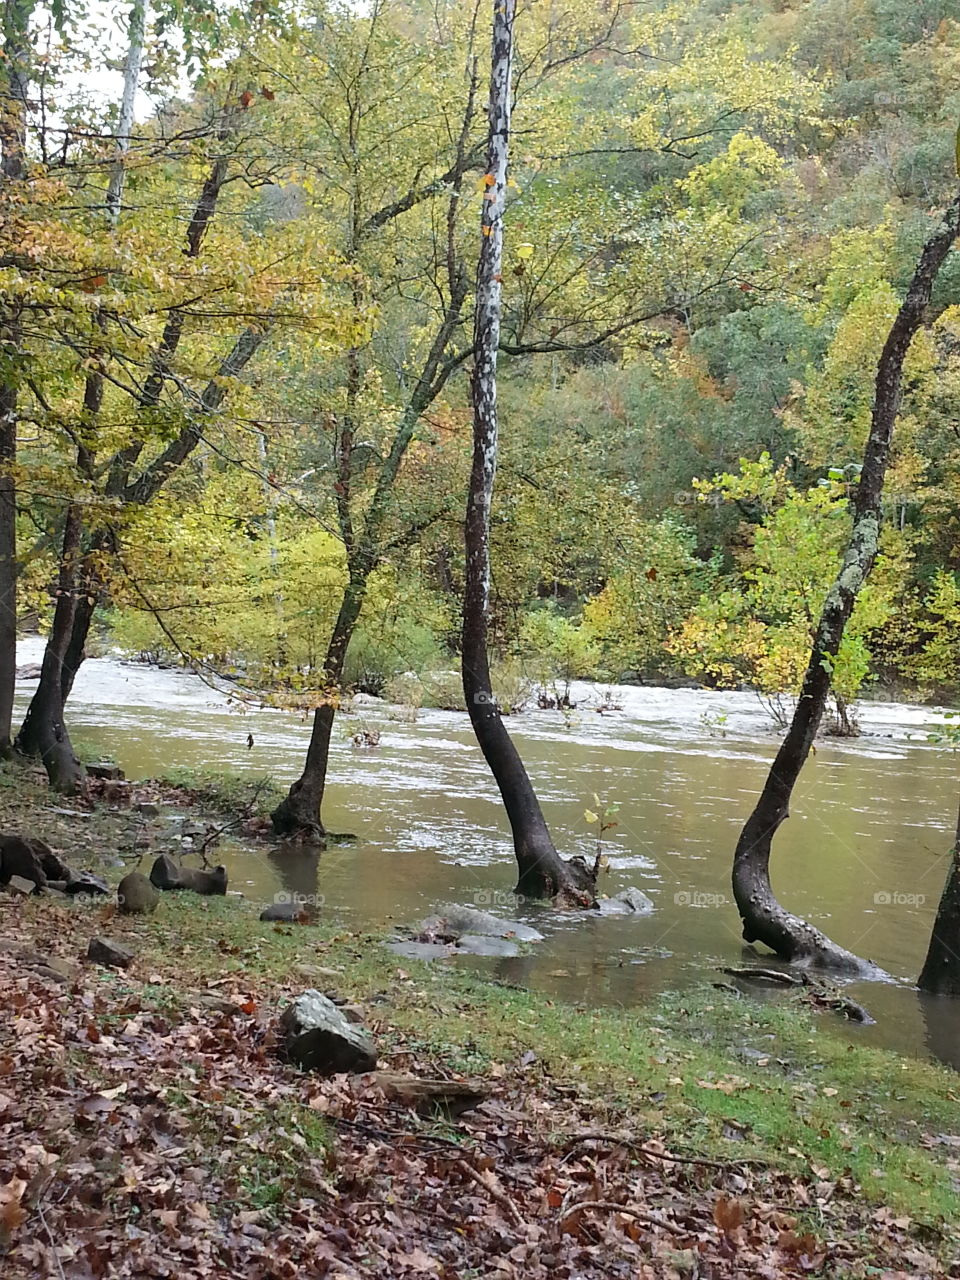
[455,934,520,958]
[280,990,377,1075]
[595,887,655,916]
[417,904,543,943]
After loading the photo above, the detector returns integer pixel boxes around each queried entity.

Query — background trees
[5,0,960,814]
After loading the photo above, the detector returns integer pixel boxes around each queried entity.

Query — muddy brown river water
[17,639,960,1070]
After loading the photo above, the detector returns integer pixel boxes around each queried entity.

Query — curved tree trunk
[733,193,960,973]
[918,794,960,997]
[16,506,84,791]
[461,0,592,905]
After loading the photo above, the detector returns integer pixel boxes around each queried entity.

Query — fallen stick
[562,1132,767,1169]
[454,1157,524,1228]
[559,1199,690,1237]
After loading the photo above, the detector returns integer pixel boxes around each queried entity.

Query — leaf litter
[0,895,954,1279]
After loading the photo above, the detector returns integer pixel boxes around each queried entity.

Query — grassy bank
[1,764,959,1275]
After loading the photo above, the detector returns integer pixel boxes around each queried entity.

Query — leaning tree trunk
[271,578,365,838]
[733,192,960,973]
[919,792,960,996]
[461,0,592,904]
[15,506,85,791]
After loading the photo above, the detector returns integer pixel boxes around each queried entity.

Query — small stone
[6,875,36,897]
[86,937,134,969]
[280,990,377,1075]
[117,871,159,915]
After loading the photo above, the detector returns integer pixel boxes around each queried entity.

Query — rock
[595,887,655,916]
[87,762,125,780]
[370,1070,490,1117]
[280,990,377,1075]
[136,802,161,819]
[15,663,42,680]
[455,934,520,958]
[6,875,37,897]
[117,871,160,915]
[259,900,318,923]
[417,904,543,943]
[65,873,109,898]
[149,854,227,895]
[86,936,134,969]
[0,836,48,891]
[24,838,72,882]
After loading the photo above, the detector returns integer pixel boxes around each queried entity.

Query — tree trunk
[0,1,32,757]
[461,0,592,905]
[104,0,145,228]
[271,579,366,838]
[733,193,960,973]
[15,506,85,791]
[919,793,960,996]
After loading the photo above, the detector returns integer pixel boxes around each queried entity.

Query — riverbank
[1,766,960,1276]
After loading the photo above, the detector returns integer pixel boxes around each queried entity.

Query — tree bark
[15,506,84,791]
[461,0,592,904]
[919,793,960,996]
[733,193,960,973]
[0,0,32,757]
[105,0,145,228]
[270,579,365,837]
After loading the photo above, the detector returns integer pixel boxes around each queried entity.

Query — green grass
[153,766,285,815]
[99,893,960,1230]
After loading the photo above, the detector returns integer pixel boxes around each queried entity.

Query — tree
[0,0,36,756]
[266,0,800,838]
[460,0,593,903]
[732,190,960,972]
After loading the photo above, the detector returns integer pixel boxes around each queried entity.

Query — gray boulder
[280,990,377,1075]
